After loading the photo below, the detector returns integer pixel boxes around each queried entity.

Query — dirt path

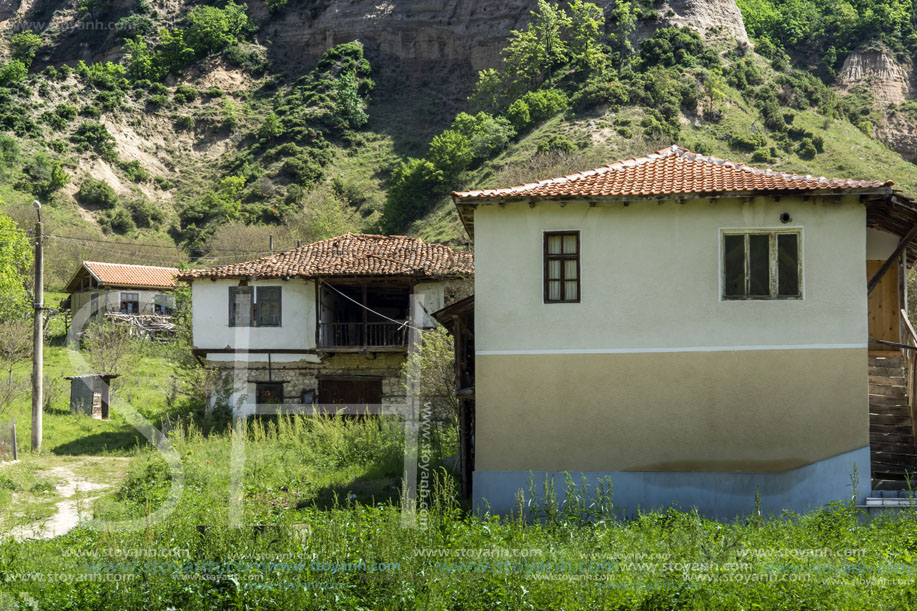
[7,457,130,541]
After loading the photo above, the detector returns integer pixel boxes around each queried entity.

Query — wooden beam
[868,223,917,294]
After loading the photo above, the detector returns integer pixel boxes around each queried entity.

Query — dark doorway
[318,378,383,406]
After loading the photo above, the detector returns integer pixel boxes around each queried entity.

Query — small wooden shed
[65,373,119,420]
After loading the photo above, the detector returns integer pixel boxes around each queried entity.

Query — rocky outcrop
[653,0,748,44]
[877,111,917,162]
[837,46,913,105]
[252,0,749,79]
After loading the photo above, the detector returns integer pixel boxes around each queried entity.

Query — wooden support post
[361,281,367,350]
[868,223,917,294]
[11,418,17,461]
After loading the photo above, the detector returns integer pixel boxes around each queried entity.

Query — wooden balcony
[318,321,408,351]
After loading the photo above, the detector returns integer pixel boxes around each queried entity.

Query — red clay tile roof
[80,262,178,290]
[452,145,894,202]
[179,233,473,280]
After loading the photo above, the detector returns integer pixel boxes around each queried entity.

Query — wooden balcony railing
[318,321,407,349]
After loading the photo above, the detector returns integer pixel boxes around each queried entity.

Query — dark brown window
[544,231,580,303]
[120,292,139,314]
[723,231,801,300]
[256,382,284,405]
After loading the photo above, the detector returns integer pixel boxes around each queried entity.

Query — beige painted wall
[472,194,870,473]
[475,348,867,472]
[866,227,900,260]
[474,195,867,353]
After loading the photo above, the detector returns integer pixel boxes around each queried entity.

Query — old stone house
[180,233,472,416]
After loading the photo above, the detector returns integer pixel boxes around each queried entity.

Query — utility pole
[31,200,43,453]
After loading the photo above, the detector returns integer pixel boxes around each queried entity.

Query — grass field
[2,319,917,608]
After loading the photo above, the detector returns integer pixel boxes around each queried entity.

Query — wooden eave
[865,192,917,265]
[454,187,901,242]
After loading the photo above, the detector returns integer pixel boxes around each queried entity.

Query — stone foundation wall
[209,352,408,408]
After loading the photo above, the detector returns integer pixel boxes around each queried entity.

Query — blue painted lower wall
[473,446,870,519]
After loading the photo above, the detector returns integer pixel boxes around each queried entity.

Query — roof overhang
[864,191,917,265]
[454,188,898,241]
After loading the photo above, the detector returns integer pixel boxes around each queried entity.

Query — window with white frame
[722,231,801,299]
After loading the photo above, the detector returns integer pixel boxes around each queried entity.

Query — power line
[46,232,298,254]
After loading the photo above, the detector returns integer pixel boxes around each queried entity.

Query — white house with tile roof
[65,261,179,333]
[451,145,917,516]
[180,233,472,415]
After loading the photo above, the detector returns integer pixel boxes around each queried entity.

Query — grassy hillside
[0,1,914,293]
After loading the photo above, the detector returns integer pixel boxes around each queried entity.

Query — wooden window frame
[544,231,581,304]
[721,230,803,300]
[229,286,283,327]
[255,286,282,327]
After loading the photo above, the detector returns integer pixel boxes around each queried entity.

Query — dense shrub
[382,158,443,232]
[569,78,629,111]
[0,60,27,86]
[637,27,720,70]
[120,160,151,183]
[127,198,165,228]
[537,134,577,154]
[729,130,768,152]
[450,112,515,159]
[76,178,118,209]
[504,99,531,132]
[173,84,198,104]
[100,207,136,234]
[520,89,568,123]
[71,122,116,160]
[427,130,473,179]
[20,153,69,199]
[10,31,41,65]
[724,58,763,90]
[279,155,323,186]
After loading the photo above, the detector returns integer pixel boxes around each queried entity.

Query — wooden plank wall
[868,259,901,348]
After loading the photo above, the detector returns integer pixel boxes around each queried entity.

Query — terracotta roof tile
[179,233,473,280]
[84,262,178,289]
[452,145,893,201]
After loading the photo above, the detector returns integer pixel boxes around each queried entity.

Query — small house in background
[180,233,473,416]
[65,373,119,420]
[64,261,179,334]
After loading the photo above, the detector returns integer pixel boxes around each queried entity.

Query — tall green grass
[3,416,917,609]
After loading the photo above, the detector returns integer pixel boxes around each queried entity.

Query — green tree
[608,0,638,57]
[184,2,251,57]
[123,37,159,80]
[258,112,283,141]
[0,211,30,321]
[427,130,473,180]
[504,0,572,89]
[335,71,369,128]
[567,0,607,77]
[10,31,42,66]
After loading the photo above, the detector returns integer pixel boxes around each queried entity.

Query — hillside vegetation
[0,0,913,289]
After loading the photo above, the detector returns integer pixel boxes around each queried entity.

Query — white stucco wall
[866,227,900,260]
[474,194,868,353]
[191,278,315,352]
[415,280,464,328]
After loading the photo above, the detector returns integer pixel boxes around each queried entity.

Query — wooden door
[867,259,901,350]
[318,378,382,406]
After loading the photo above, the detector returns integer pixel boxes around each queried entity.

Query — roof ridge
[85,261,179,271]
